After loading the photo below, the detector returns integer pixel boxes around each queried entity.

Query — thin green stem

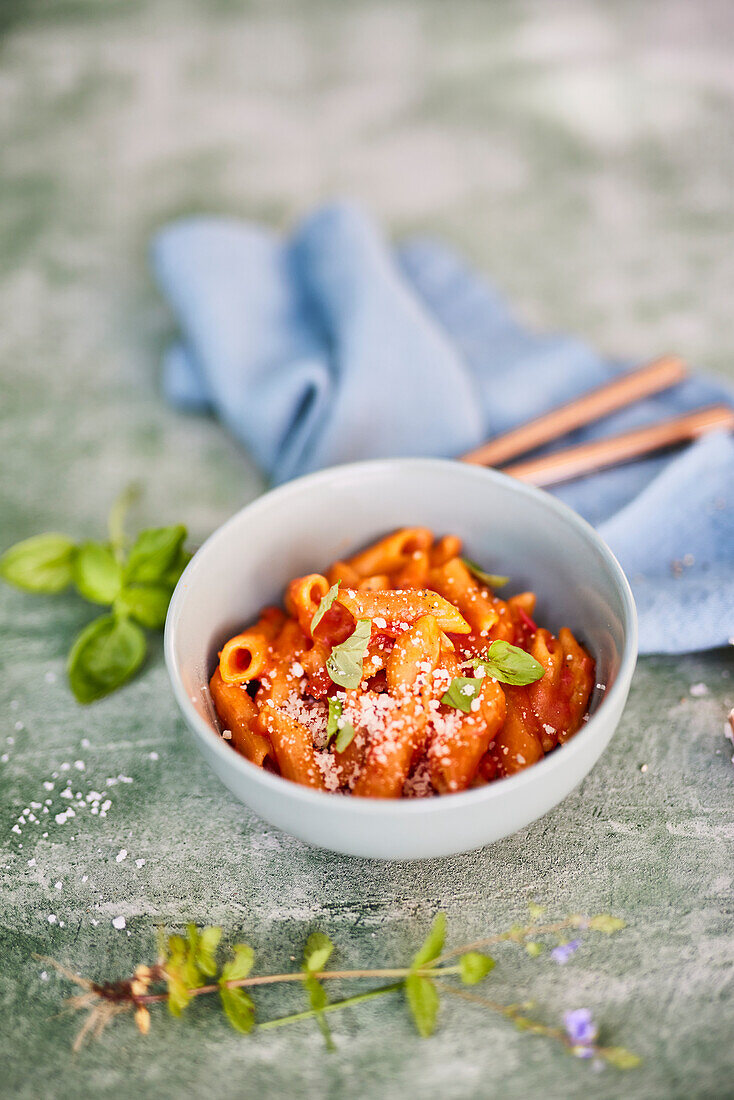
[259,982,403,1031]
[108,482,141,561]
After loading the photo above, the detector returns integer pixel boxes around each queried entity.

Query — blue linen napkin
[152,201,734,655]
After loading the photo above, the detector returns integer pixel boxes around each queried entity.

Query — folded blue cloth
[152,202,734,655]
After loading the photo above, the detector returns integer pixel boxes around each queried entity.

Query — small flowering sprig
[0,487,190,703]
[43,908,639,1069]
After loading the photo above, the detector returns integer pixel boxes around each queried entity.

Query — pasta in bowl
[165,458,637,858]
[210,528,595,799]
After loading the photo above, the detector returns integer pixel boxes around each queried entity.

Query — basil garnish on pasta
[325,618,371,689]
[462,558,509,589]
[311,580,340,633]
[470,640,544,686]
[326,697,357,752]
[440,676,484,713]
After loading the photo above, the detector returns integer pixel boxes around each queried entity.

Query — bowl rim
[165,457,638,816]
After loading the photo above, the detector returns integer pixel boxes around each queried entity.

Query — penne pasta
[210,528,596,799]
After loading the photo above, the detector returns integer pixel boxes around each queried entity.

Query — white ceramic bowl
[165,458,637,859]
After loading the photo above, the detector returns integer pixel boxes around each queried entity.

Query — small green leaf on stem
[405,974,440,1038]
[304,932,334,974]
[588,915,626,934]
[0,533,76,593]
[220,944,255,984]
[602,1046,642,1069]
[411,913,446,970]
[67,614,146,704]
[459,952,495,985]
[73,543,122,605]
[219,987,256,1034]
[195,926,222,977]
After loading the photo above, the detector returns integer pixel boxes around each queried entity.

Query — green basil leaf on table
[462,558,509,589]
[115,583,171,628]
[67,613,147,704]
[73,542,122,604]
[124,525,187,584]
[326,618,372,689]
[471,639,544,686]
[0,533,76,593]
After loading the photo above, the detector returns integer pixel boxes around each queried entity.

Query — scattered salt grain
[690,683,709,697]
[73,760,85,771]
[27,858,36,867]
[135,859,145,868]
[640,764,648,773]
[40,971,48,981]
[44,671,57,684]
[43,781,54,791]
[82,875,88,883]
[14,721,23,732]
[54,812,68,825]
[149,752,159,761]
[81,738,91,749]
[115,849,128,863]
[60,762,70,771]
[54,881,62,890]
[47,914,57,924]
[112,916,126,930]
[1,754,8,763]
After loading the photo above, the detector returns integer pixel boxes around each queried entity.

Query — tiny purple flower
[551,939,581,965]
[564,1008,598,1047]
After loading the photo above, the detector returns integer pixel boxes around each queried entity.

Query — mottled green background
[1,2,733,1097]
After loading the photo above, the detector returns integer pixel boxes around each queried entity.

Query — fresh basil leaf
[462,558,509,589]
[311,580,340,633]
[124,525,187,585]
[115,583,171,629]
[304,931,334,974]
[326,618,371,689]
[160,546,192,590]
[67,613,146,703]
[411,913,446,970]
[220,944,255,983]
[326,697,343,742]
[326,698,356,753]
[73,542,122,605]
[472,639,544,686]
[0,533,76,594]
[405,974,439,1038]
[440,676,484,712]
[334,721,356,754]
[219,986,256,1034]
[459,951,495,985]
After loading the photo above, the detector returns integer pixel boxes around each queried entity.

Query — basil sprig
[0,489,190,703]
[325,618,371,690]
[441,641,544,712]
[462,558,509,589]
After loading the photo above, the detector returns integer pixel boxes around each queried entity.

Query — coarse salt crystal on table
[116,849,127,863]
[690,683,709,697]
[112,915,126,930]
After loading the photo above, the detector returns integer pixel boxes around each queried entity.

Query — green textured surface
[1,2,733,1097]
